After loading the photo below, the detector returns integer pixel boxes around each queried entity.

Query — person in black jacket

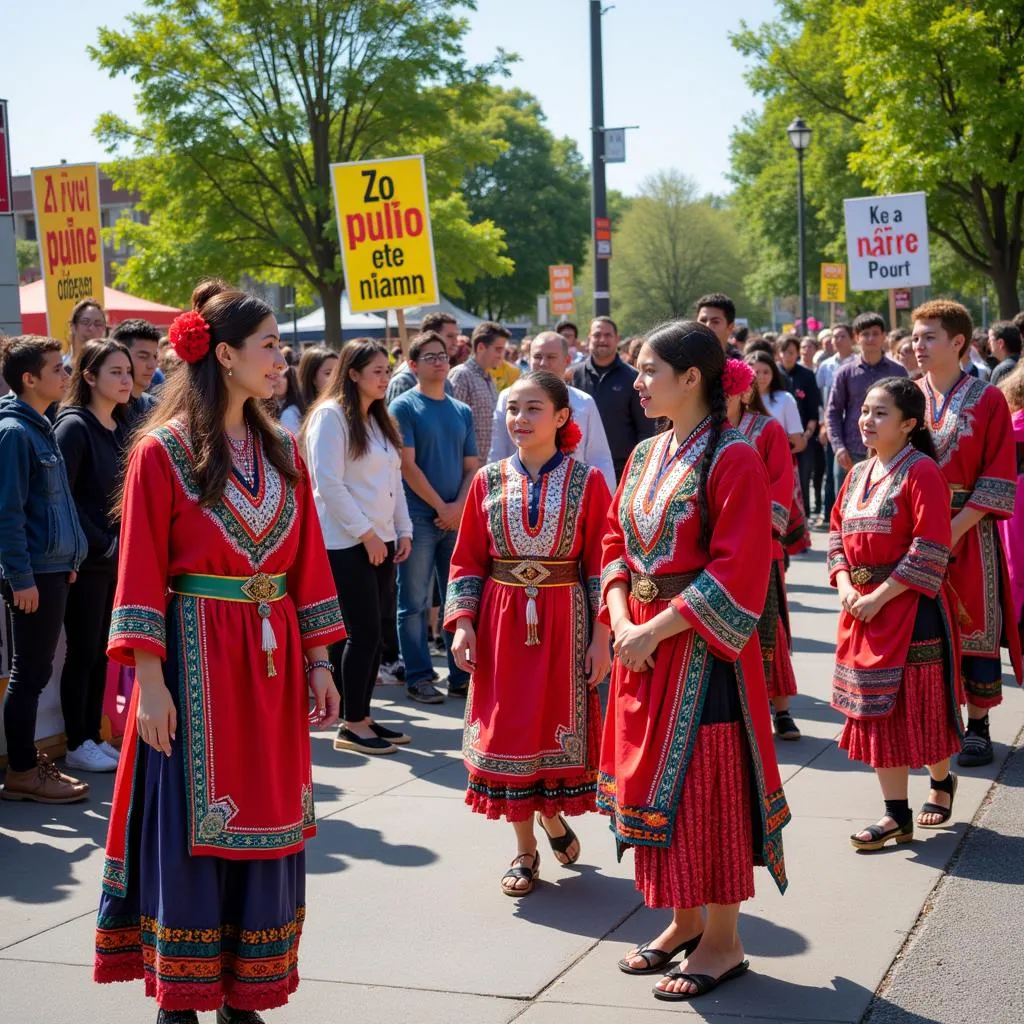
[778,334,822,520]
[54,339,134,774]
[569,316,655,480]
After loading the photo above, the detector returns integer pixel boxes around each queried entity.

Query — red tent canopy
[17,280,182,336]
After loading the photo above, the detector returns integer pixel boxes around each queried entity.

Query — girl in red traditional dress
[93,280,345,1024]
[830,377,963,850]
[723,358,801,740]
[600,322,790,1002]
[446,371,611,897]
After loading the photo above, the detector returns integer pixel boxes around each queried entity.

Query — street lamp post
[787,117,812,335]
[590,0,610,317]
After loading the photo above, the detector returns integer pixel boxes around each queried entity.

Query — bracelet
[306,659,332,674]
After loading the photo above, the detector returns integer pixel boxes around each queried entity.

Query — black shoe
[158,1011,199,1024]
[332,727,397,755]
[370,722,411,745]
[958,716,994,767]
[431,636,447,656]
[217,1008,266,1024]
[407,679,446,704]
[447,682,469,698]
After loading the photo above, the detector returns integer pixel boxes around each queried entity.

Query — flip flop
[653,959,750,1001]
[617,932,703,975]
[537,812,580,865]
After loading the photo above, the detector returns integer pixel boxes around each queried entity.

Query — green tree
[15,239,39,275]
[732,0,1024,319]
[457,89,590,321]
[91,0,514,346]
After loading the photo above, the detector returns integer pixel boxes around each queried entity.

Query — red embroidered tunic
[102,423,345,888]
[917,375,1022,677]
[828,446,960,719]
[597,423,790,894]
[443,456,610,814]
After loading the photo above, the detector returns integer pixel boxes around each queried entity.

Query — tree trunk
[320,281,344,349]
[991,264,1021,320]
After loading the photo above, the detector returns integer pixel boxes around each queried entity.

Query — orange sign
[548,264,575,316]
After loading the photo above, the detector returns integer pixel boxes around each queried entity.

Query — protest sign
[844,192,930,292]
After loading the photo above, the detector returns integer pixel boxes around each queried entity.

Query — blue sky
[5,0,777,195]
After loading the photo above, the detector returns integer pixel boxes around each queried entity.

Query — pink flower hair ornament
[168,310,212,364]
[556,418,583,454]
[722,358,755,398]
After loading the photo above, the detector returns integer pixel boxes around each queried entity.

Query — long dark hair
[62,339,132,421]
[646,320,726,552]
[746,350,788,396]
[868,376,938,460]
[514,370,576,450]
[124,278,299,509]
[309,339,401,458]
[295,346,339,414]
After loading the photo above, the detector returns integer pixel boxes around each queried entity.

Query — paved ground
[1,543,1022,1023]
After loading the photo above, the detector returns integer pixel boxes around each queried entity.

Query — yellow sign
[820,262,847,303]
[781,323,795,335]
[331,155,439,313]
[549,264,575,316]
[31,163,105,339]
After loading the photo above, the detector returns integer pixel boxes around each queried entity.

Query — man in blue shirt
[391,332,478,703]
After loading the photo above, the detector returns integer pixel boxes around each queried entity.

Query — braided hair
[646,320,727,552]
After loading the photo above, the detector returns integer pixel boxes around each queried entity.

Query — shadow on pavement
[0,831,94,903]
[304,815,438,874]
[945,827,1024,884]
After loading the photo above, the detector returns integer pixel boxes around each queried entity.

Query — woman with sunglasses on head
[67,299,108,368]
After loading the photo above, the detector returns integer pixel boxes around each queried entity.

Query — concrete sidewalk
[1,545,1022,1023]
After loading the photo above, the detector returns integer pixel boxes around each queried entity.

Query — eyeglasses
[418,352,450,364]
[77,318,106,329]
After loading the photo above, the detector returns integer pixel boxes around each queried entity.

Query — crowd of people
[0,282,1022,1020]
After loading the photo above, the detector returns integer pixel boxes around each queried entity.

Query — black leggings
[61,568,116,750]
[327,544,396,722]
[1,573,69,772]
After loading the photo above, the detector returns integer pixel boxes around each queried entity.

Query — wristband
[306,659,332,674]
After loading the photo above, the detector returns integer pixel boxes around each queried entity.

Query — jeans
[2,573,69,772]
[60,568,116,750]
[823,444,836,522]
[328,544,395,722]
[396,517,469,688]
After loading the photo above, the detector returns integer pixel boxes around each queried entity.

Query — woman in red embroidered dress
[93,281,345,1024]
[600,322,790,1003]
[725,358,801,740]
[446,371,611,896]
[830,378,963,850]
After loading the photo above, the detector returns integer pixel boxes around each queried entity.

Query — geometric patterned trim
[969,476,1016,517]
[771,500,790,538]
[892,537,950,597]
[586,575,601,617]
[827,530,850,579]
[109,604,166,654]
[296,596,344,643]
[831,662,903,719]
[600,558,629,595]
[678,571,759,659]
[906,638,944,664]
[444,575,484,622]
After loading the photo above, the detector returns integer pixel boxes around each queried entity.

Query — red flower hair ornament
[722,358,755,398]
[168,310,212,364]
[556,417,583,454]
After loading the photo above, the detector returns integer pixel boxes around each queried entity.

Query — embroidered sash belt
[169,572,287,676]
[630,570,701,604]
[848,563,896,587]
[489,560,580,647]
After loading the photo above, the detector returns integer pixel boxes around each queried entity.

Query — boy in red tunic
[912,300,1022,767]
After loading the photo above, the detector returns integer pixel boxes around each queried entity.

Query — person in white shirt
[487,331,616,492]
[815,322,856,521]
[304,340,414,756]
[748,351,806,452]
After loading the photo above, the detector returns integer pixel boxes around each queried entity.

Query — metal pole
[590,0,609,317]
[796,148,807,334]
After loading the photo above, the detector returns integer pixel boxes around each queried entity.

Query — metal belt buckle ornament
[851,567,872,586]
[633,576,658,604]
[508,560,552,586]
[241,572,278,604]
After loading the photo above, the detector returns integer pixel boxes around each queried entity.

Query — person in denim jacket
[0,335,88,804]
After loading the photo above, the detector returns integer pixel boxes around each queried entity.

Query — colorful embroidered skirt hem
[465,771,597,821]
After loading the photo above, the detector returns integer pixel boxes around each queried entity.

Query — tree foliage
[90,0,514,346]
[732,0,1024,318]
[15,239,39,275]
[457,88,589,321]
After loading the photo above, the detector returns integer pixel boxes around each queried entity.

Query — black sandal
[617,932,703,975]
[850,819,914,851]
[773,710,801,741]
[500,850,540,896]
[216,1009,266,1024]
[537,813,580,865]
[652,959,750,1001]
[918,772,957,829]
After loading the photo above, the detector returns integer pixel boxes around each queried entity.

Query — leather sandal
[500,850,540,896]
[653,959,750,1001]
[850,818,914,851]
[617,932,703,975]
[537,812,580,865]
[918,773,958,829]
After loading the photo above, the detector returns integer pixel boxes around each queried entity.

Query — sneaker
[1,752,89,803]
[376,661,404,686]
[65,740,118,773]
[380,658,405,682]
[369,722,411,745]
[407,679,446,704]
[97,740,121,764]
[333,727,397,755]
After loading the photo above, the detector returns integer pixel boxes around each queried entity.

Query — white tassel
[259,603,278,676]
[525,586,540,646]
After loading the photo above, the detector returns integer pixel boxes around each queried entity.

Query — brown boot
[1,752,89,804]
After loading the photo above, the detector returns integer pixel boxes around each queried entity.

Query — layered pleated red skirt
[633,721,755,909]
[767,618,798,700]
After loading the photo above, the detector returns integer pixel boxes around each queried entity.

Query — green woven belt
[169,572,287,604]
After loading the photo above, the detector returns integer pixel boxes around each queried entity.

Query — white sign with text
[844,192,930,292]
